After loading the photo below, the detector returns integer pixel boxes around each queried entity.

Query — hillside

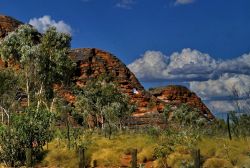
[0,15,214,127]
[149,85,214,120]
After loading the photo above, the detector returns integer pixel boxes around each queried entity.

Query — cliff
[149,85,214,120]
[0,15,22,39]
[68,48,166,127]
[0,15,214,127]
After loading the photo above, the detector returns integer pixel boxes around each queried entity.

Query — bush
[91,148,121,167]
[0,107,54,167]
[138,145,156,162]
[167,152,193,168]
[42,140,78,168]
[203,158,233,168]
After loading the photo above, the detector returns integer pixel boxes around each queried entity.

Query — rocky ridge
[149,85,214,120]
[0,15,22,39]
[0,15,214,127]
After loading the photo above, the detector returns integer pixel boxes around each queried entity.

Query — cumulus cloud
[206,98,250,113]
[206,100,236,113]
[190,73,250,100]
[116,0,135,9]
[129,49,250,82]
[128,51,169,81]
[174,0,195,6]
[218,53,250,75]
[129,48,250,113]
[128,48,217,82]
[29,15,72,35]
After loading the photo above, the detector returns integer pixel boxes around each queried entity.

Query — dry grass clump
[199,137,250,167]
[38,132,250,168]
[203,157,233,168]
[90,148,121,167]
[153,157,168,168]
[86,133,157,165]
[138,145,157,162]
[167,152,193,168]
[41,139,78,168]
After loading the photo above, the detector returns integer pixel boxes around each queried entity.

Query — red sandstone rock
[0,15,214,127]
[149,85,214,120]
[69,48,164,116]
[0,15,22,39]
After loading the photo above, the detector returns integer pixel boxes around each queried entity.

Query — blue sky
[1,0,250,114]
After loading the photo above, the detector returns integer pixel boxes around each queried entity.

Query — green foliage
[38,27,75,98]
[0,68,22,114]
[229,111,250,137]
[153,128,200,167]
[0,24,39,63]
[163,104,172,123]
[75,78,135,138]
[0,25,75,103]
[171,104,208,128]
[0,106,54,166]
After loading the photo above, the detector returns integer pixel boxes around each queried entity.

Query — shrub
[0,107,54,167]
[138,145,156,162]
[91,148,121,167]
[203,158,233,168]
[167,152,193,168]
[42,140,78,168]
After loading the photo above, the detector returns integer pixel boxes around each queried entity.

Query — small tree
[0,68,22,124]
[0,25,75,109]
[171,104,208,128]
[0,25,40,107]
[75,78,135,137]
[0,106,54,167]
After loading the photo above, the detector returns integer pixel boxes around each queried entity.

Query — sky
[1,0,250,115]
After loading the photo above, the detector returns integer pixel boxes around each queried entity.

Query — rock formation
[149,85,214,120]
[69,48,166,127]
[0,14,214,127]
[0,15,22,68]
[0,15,22,39]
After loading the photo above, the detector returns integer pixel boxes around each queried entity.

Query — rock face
[149,85,214,120]
[0,14,214,127]
[0,15,22,68]
[69,48,166,127]
[0,15,22,39]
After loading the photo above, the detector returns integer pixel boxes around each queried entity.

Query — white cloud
[190,73,250,113]
[129,49,250,82]
[174,0,195,6]
[218,53,250,75]
[207,100,235,113]
[116,0,135,9]
[190,73,250,99]
[128,51,169,81]
[29,15,72,35]
[129,48,250,113]
[128,48,217,81]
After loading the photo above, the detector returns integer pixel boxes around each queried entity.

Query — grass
[41,139,79,168]
[41,132,158,167]
[198,137,250,167]
[36,132,250,167]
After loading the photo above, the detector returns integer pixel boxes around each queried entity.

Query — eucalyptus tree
[0,106,54,167]
[75,78,135,136]
[0,25,40,106]
[0,25,75,165]
[172,104,208,128]
[0,25,75,109]
[37,27,75,101]
[0,68,21,124]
